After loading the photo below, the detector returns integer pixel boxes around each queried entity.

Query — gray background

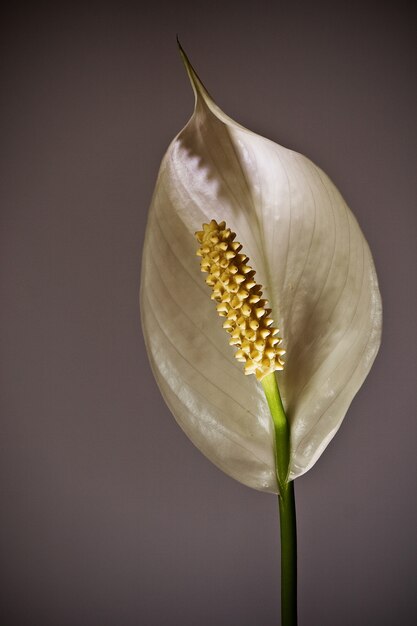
[1,1,416,625]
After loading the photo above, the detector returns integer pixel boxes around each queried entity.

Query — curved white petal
[140,47,382,493]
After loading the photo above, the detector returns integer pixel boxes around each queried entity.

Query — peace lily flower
[141,45,382,493]
[140,43,382,625]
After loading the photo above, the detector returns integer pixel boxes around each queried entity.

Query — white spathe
[140,47,382,493]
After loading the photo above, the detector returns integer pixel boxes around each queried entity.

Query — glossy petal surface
[140,49,382,492]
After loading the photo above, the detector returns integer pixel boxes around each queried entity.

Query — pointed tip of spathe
[175,38,211,106]
[176,35,190,73]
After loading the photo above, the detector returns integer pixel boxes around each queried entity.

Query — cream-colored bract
[140,47,382,493]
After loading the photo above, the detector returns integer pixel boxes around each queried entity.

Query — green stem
[278,479,297,626]
[262,373,297,626]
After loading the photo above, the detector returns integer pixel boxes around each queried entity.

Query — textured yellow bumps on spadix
[195,220,285,381]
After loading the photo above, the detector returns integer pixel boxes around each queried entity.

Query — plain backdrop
[1,1,416,625]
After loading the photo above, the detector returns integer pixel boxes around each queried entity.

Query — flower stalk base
[278,480,297,626]
[262,373,297,626]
